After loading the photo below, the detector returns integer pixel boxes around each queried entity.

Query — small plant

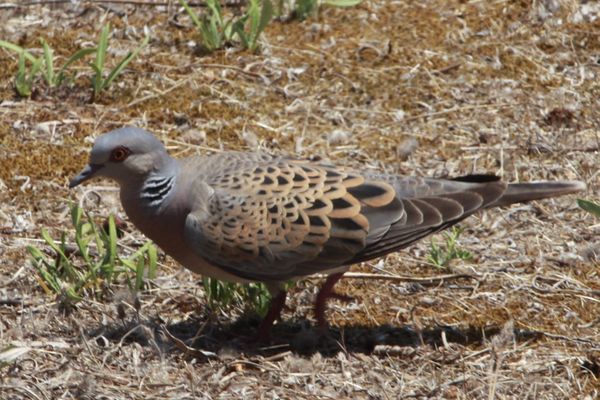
[27,204,157,307]
[293,0,317,20]
[179,0,230,52]
[0,38,94,96]
[0,40,43,96]
[90,23,150,99]
[39,38,97,87]
[427,226,473,269]
[202,277,272,317]
[179,0,272,53]
[578,199,600,218]
[233,0,274,52]
[14,50,43,97]
[1,27,148,100]
[1,39,95,95]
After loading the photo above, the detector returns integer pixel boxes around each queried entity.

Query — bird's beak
[69,164,103,188]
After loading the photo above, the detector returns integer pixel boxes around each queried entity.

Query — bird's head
[69,127,170,188]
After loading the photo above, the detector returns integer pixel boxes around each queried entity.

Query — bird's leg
[314,272,354,332]
[254,290,287,342]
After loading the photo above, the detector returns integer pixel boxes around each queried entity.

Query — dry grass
[1,0,599,398]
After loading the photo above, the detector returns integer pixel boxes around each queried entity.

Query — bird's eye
[110,146,131,162]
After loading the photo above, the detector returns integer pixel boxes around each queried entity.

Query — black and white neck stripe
[140,175,175,208]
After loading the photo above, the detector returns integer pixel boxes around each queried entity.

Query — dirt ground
[1,0,599,398]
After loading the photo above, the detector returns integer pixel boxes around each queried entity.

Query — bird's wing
[183,151,512,281]
[183,156,404,282]
[349,174,508,263]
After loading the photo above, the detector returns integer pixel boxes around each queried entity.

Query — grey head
[69,127,175,188]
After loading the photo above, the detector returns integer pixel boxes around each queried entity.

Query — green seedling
[90,23,149,99]
[39,38,96,87]
[202,278,296,317]
[179,0,272,52]
[14,50,43,97]
[179,0,230,52]
[0,38,96,96]
[0,40,38,63]
[0,40,42,96]
[294,0,317,20]
[202,277,272,317]
[578,199,600,218]
[233,0,273,52]
[27,204,157,308]
[427,226,473,269]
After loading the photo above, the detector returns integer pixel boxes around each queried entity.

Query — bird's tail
[488,180,586,208]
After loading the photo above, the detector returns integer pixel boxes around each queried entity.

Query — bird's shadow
[90,313,542,359]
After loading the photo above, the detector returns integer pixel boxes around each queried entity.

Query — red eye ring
[110,146,131,162]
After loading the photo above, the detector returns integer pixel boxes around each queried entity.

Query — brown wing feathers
[350,179,507,262]
[184,153,583,281]
[187,158,403,280]
[190,153,515,279]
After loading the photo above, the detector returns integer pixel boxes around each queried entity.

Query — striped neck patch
[140,175,175,208]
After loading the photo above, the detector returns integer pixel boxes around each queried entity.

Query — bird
[69,126,585,339]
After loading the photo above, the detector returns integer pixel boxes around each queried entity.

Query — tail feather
[488,180,586,208]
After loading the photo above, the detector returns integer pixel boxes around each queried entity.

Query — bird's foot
[250,290,287,344]
[314,272,353,333]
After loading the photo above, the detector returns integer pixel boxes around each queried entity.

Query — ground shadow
[89,313,542,358]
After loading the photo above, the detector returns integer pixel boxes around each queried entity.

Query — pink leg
[314,272,354,331]
[254,290,287,342]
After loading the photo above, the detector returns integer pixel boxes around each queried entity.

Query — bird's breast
[119,189,248,283]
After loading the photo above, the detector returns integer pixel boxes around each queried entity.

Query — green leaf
[294,0,317,19]
[30,203,160,304]
[30,55,44,76]
[426,226,471,269]
[35,263,62,294]
[39,38,55,86]
[147,243,157,279]
[15,51,30,96]
[70,203,82,227]
[120,257,137,272]
[206,0,224,27]
[180,0,225,52]
[178,0,203,30]
[41,229,70,269]
[322,0,362,6]
[26,245,46,263]
[256,0,274,38]
[0,40,37,63]
[93,23,110,93]
[578,199,600,218]
[56,47,96,85]
[247,0,273,51]
[15,50,43,97]
[222,19,234,42]
[64,287,83,302]
[89,62,104,94]
[135,255,145,291]
[232,19,249,48]
[107,215,118,271]
[207,18,222,50]
[103,33,149,89]
[73,206,94,268]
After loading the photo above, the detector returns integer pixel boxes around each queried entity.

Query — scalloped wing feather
[183,153,403,281]
[183,153,510,282]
